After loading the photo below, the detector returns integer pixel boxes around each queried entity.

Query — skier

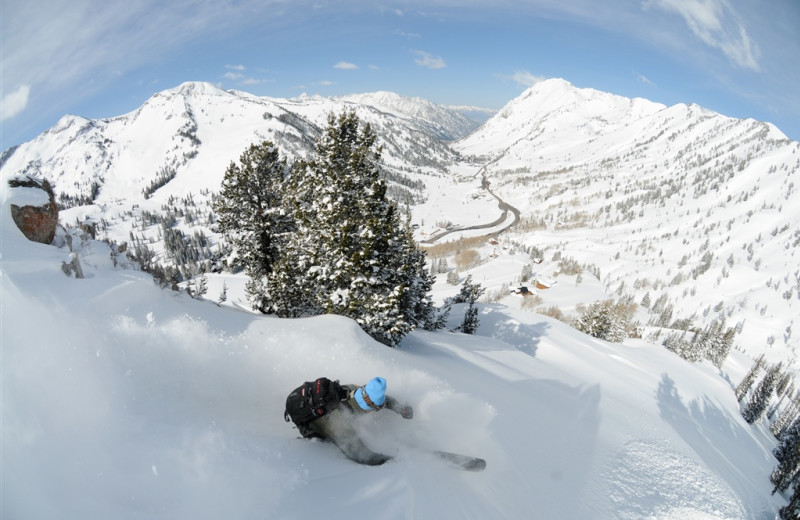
[285,376,414,466]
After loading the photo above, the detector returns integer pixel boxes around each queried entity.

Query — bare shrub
[455,249,481,270]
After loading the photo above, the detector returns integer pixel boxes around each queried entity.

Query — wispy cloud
[2,0,286,131]
[413,50,446,69]
[395,29,422,39]
[646,0,760,70]
[222,66,273,86]
[0,85,31,121]
[503,70,546,87]
[334,61,359,70]
[637,74,656,86]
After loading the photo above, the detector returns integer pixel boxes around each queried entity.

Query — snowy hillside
[0,188,787,518]
[444,79,800,373]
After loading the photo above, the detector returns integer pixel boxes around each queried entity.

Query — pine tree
[214,141,291,313]
[772,419,800,494]
[218,281,228,304]
[573,299,627,342]
[779,480,800,519]
[459,304,480,334]
[270,111,432,346]
[772,392,800,438]
[743,363,782,424]
[663,331,702,362]
[736,354,766,401]
[446,270,460,285]
[194,273,208,299]
[450,274,485,335]
[451,274,485,304]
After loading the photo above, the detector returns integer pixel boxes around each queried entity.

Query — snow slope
[1,185,786,518]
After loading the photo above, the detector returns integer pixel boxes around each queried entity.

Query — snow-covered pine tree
[214,141,291,313]
[446,270,460,285]
[779,480,800,520]
[772,392,800,438]
[736,354,766,402]
[663,331,702,362]
[573,299,627,343]
[742,363,782,424]
[397,216,439,331]
[772,418,800,494]
[451,274,485,304]
[459,304,480,334]
[271,111,432,346]
[450,274,485,335]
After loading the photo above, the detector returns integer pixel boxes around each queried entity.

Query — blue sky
[2,0,799,150]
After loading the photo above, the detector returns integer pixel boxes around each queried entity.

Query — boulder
[8,175,59,244]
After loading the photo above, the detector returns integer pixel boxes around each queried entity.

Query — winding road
[421,166,520,244]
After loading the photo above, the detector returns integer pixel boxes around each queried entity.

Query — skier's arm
[384,395,413,419]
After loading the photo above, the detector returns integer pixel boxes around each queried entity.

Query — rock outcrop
[8,175,59,244]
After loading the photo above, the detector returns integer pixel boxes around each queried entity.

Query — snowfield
[1,192,786,518]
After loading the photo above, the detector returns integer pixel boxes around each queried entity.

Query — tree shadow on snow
[478,304,549,357]
[656,373,778,518]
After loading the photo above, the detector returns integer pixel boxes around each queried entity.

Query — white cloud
[506,70,546,87]
[334,61,359,70]
[647,0,760,70]
[637,74,656,86]
[225,64,246,71]
[413,51,446,69]
[1,85,31,121]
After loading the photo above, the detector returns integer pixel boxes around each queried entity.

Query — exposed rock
[8,175,59,244]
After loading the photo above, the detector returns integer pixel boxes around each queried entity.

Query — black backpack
[284,377,348,438]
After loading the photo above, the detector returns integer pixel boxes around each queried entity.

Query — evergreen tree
[451,274,485,304]
[772,392,800,439]
[663,331,702,362]
[772,419,800,494]
[214,141,291,313]
[450,274,485,335]
[573,299,628,342]
[270,111,432,346]
[459,304,480,334]
[743,363,782,424]
[780,480,800,519]
[194,273,208,299]
[218,281,228,304]
[446,270,460,285]
[736,354,766,402]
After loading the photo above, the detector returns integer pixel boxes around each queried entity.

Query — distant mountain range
[2,78,799,367]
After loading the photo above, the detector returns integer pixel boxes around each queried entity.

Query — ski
[431,450,486,472]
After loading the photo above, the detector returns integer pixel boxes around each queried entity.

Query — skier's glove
[399,405,414,419]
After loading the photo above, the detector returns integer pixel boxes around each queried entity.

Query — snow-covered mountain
[0,81,462,209]
[1,78,799,371]
[450,78,800,369]
[336,91,480,140]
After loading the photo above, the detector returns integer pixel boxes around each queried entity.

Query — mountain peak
[165,81,229,98]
